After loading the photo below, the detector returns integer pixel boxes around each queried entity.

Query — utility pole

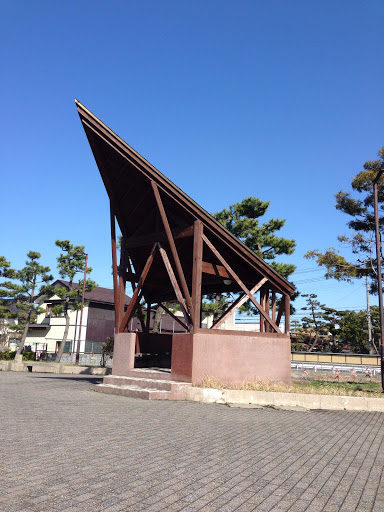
[75,252,88,366]
[366,274,374,355]
[373,168,384,392]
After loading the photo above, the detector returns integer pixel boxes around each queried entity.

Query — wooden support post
[285,294,290,334]
[126,256,146,331]
[192,220,203,332]
[146,303,151,332]
[271,290,276,324]
[202,234,281,333]
[158,244,191,329]
[110,202,120,332]
[276,298,285,327]
[259,289,265,333]
[118,237,130,329]
[212,278,268,329]
[151,181,193,316]
[119,243,157,332]
[265,289,270,333]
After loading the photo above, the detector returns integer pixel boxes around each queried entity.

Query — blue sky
[1,0,383,321]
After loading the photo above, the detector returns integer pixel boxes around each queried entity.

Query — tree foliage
[305,147,384,293]
[213,197,296,279]
[0,257,17,346]
[202,197,296,320]
[300,294,336,352]
[0,252,53,354]
[338,307,380,354]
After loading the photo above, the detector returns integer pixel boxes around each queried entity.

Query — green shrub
[22,350,36,361]
[0,350,16,360]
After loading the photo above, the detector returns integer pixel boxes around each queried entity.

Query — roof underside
[76,100,295,304]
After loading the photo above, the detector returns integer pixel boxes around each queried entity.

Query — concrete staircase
[94,369,191,401]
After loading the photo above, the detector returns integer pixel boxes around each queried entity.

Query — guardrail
[291,352,380,366]
[291,362,381,376]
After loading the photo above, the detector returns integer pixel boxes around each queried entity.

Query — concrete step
[103,374,186,391]
[95,373,191,401]
[95,383,173,400]
[109,369,174,380]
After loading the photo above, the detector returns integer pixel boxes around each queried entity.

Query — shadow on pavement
[32,374,104,385]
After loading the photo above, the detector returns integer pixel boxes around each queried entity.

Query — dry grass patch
[198,375,384,398]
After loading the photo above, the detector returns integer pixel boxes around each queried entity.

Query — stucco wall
[24,307,88,354]
[171,332,291,386]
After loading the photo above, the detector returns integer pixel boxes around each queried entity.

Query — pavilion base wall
[111,333,136,376]
[171,332,291,386]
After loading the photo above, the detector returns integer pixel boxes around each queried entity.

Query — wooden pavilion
[76,100,295,386]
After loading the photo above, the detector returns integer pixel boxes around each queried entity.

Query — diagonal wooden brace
[158,303,189,331]
[211,277,268,329]
[202,234,281,333]
[119,243,157,332]
[158,245,191,328]
[151,181,193,316]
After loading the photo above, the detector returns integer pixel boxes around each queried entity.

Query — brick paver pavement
[1,372,384,512]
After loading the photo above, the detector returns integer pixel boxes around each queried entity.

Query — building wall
[24,305,89,354]
[85,303,115,343]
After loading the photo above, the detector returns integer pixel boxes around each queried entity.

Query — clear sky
[1,0,383,321]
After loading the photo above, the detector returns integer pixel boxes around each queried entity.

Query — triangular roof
[76,100,295,304]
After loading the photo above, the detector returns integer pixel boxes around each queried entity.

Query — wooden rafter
[211,277,268,329]
[202,234,281,333]
[151,181,193,315]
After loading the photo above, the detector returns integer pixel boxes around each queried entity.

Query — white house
[21,280,130,356]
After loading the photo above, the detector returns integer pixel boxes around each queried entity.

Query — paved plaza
[1,372,384,512]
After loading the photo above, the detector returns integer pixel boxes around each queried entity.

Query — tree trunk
[213,294,221,322]
[308,333,319,352]
[55,299,70,362]
[152,306,162,333]
[16,276,36,356]
[16,318,30,355]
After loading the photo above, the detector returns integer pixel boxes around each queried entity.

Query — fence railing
[291,352,380,366]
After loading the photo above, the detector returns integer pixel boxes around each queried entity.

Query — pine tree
[54,240,97,363]
[203,197,296,320]
[0,257,17,347]
[305,147,384,294]
[0,252,53,355]
[213,197,296,278]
